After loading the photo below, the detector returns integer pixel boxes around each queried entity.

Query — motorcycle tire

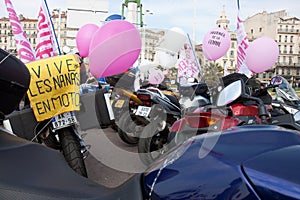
[138,121,169,166]
[117,112,141,145]
[58,127,88,177]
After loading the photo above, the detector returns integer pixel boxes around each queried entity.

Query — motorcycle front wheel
[58,127,88,177]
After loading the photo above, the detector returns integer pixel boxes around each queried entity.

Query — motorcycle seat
[0,128,142,200]
[165,94,181,108]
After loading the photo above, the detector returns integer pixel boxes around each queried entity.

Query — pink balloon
[246,37,279,73]
[202,28,231,61]
[89,20,141,78]
[149,69,164,84]
[76,24,99,58]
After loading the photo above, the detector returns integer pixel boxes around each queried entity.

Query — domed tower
[216,6,230,30]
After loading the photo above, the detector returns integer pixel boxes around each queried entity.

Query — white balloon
[138,59,156,73]
[158,27,187,54]
[156,50,177,69]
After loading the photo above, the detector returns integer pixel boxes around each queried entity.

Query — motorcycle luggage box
[5,108,38,141]
[95,88,113,128]
[75,90,101,131]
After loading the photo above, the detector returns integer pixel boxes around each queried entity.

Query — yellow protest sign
[26,54,81,121]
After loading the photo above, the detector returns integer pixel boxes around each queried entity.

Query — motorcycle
[114,76,181,145]
[3,53,89,177]
[137,81,212,165]
[269,76,300,119]
[171,73,300,147]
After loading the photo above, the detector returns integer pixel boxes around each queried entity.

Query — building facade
[0,12,67,57]
[244,10,300,83]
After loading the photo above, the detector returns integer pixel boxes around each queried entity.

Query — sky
[0,0,299,43]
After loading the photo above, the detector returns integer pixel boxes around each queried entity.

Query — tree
[201,62,223,86]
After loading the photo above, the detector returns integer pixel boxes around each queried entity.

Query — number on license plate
[52,112,77,130]
[135,106,151,117]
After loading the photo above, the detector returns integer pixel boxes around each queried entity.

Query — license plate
[135,106,151,117]
[52,112,77,130]
[114,100,125,108]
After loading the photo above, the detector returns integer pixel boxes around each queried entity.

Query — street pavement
[80,127,147,188]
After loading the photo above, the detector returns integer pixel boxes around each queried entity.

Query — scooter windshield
[277,76,299,101]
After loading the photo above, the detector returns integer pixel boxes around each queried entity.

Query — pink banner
[36,0,59,59]
[236,15,252,77]
[5,0,36,63]
[177,43,199,84]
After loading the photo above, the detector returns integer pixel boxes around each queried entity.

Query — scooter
[269,76,300,119]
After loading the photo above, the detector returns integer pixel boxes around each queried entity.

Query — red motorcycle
[170,74,275,146]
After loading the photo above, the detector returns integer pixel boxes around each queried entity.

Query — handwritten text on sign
[26,54,81,121]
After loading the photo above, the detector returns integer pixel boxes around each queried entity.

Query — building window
[285,35,288,42]
[230,50,234,58]
[279,35,281,42]
[283,56,286,64]
[289,57,293,65]
[284,45,287,53]
[231,42,235,48]
[291,26,294,32]
[298,57,300,64]
[278,45,281,53]
[251,29,253,34]
[259,27,262,32]
[286,25,288,31]
[290,36,293,42]
[290,45,293,54]
[230,61,234,67]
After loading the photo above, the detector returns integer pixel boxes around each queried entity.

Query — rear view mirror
[216,80,242,107]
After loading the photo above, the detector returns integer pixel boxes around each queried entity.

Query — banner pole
[42,0,62,55]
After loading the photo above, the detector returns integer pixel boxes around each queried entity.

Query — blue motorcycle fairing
[243,145,300,200]
[143,125,300,200]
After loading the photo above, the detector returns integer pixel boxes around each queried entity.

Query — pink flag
[4,0,36,63]
[236,15,252,77]
[36,0,60,59]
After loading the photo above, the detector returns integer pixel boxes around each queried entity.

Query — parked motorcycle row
[2,27,300,200]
